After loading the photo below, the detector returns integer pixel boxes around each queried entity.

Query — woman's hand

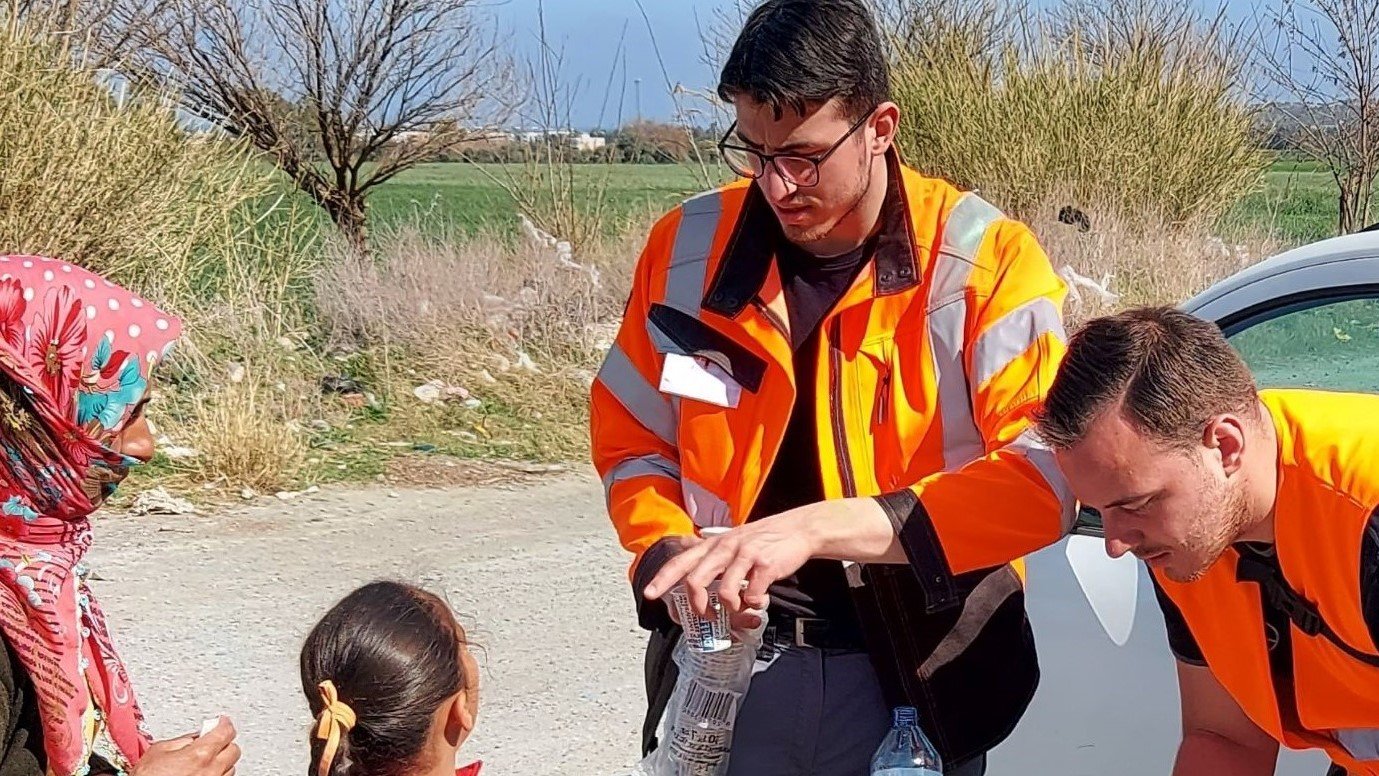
[131,717,241,776]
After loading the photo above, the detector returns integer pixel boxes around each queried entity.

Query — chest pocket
[647,304,766,393]
[852,324,941,493]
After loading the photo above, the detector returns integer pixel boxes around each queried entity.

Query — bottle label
[669,723,731,767]
[681,682,738,723]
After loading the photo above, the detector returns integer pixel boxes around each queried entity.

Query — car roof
[1181,231,1379,321]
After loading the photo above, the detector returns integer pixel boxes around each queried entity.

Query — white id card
[659,353,742,408]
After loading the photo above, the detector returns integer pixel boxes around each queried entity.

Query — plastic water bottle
[629,527,766,776]
[870,706,943,776]
[627,609,766,776]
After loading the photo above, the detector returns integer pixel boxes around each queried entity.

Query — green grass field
[366,162,725,237]
[360,160,1354,250]
[1228,166,1343,247]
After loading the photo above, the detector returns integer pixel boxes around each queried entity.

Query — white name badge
[659,352,742,409]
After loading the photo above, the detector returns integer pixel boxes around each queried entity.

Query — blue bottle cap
[892,706,918,728]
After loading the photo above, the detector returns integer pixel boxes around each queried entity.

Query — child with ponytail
[300,581,481,776]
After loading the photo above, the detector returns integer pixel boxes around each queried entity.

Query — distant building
[512,128,606,151]
[571,132,607,151]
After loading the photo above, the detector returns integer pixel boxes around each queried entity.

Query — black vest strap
[1236,552,1379,669]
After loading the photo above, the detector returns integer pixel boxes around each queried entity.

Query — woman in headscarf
[0,255,237,776]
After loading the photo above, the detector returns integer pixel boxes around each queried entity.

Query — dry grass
[313,223,636,460]
[0,15,332,496]
[1030,199,1282,327]
[887,0,1268,226]
[153,273,326,493]
[172,377,309,494]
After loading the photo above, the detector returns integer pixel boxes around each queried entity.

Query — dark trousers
[726,645,984,776]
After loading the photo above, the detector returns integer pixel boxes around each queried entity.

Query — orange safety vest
[1157,389,1379,774]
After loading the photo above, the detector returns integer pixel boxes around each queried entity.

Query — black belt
[761,613,868,651]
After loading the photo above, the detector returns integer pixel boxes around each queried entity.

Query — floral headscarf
[0,255,181,776]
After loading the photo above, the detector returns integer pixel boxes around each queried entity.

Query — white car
[986,228,1379,775]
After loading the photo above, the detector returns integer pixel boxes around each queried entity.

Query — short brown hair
[717,0,890,121]
[1036,306,1258,450]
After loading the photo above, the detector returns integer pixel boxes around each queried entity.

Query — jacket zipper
[829,318,859,498]
[751,297,789,339]
[875,365,891,426]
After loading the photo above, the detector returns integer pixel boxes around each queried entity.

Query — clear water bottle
[627,614,766,776]
[870,706,943,776]
[628,528,767,776]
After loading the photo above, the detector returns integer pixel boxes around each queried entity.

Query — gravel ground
[86,468,648,776]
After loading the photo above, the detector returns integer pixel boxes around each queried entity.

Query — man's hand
[652,534,767,631]
[645,511,817,619]
[644,498,907,620]
[132,717,241,776]
[1171,663,1278,776]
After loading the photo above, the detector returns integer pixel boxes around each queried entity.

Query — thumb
[191,716,237,753]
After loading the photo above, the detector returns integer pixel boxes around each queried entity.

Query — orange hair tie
[314,680,358,776]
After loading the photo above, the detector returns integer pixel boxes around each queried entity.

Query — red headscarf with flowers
[0,255,182,775]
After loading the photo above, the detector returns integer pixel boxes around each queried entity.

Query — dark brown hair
[1036,306,1258,450]
[717,0,890,121]
[301,581,467,776]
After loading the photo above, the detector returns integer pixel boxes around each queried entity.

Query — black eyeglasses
[717,109,875,188]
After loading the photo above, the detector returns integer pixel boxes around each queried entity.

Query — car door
[988,231,1379,775]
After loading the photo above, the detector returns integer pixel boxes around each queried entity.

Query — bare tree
[103,0,510,252]
[1260,0,1379,234]
[9,0,84,26]
[6,0,165,67]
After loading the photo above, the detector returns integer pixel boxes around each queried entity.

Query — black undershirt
[747,237,871,631]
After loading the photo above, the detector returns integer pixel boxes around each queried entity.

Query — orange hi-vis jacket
[1156,390,1379,774]
[591,153,1077,605]
[589,151,1078,765]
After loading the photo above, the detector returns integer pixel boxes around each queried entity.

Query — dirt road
[88,468,648,776]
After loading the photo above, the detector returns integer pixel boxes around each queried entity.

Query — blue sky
[490,0,1278,130]
[490,0,729,129]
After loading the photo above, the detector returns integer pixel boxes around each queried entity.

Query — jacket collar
[701,147,921,319]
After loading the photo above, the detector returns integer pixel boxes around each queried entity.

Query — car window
[1227,296,1379,393]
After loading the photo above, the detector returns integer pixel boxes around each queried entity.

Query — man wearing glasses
[590,1,1076,774]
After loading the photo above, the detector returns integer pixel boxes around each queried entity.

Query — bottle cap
[893,706,918,728]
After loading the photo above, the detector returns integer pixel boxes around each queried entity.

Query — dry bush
[142,196,329,492]
[314,224,637,458]
[886,0,1267,225]
[317,225,630,360]
[0,15,274,295]
[1030,199,1281,327]
[172,378,309,493]
[149,283,324,494]
[0,15,327,492]
[477,146,622,252]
